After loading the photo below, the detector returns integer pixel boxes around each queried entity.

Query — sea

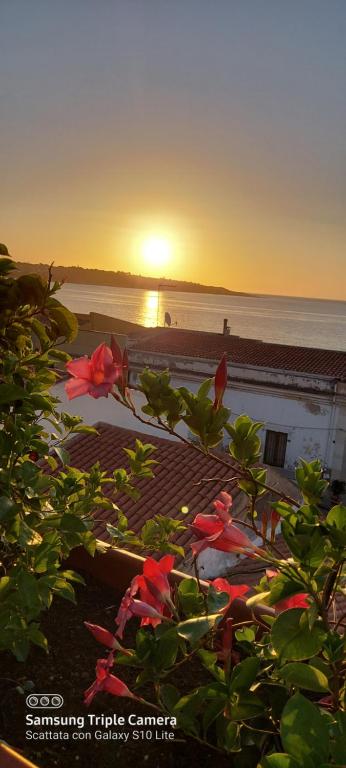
[59,283,346,352]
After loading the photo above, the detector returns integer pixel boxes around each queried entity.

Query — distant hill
[13,261,250,297]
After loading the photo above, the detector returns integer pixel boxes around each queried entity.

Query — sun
[140,234,172,271]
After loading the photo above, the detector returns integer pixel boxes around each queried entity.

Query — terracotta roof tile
[132,328,346,378]
[60,422,297,564]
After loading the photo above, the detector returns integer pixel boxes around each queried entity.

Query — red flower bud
[84,622,123,651]
[213,353,228,409]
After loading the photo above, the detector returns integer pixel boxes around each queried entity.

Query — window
[263,430,288,468]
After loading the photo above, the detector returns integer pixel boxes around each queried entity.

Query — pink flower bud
[129,599,165,620]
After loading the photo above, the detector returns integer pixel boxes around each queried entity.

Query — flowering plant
[0,253,157,660]
[65,342,346,766]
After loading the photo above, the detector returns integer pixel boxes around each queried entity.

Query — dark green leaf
[280,693,329,768]
[279,662,329,692]
[271,609,326,661]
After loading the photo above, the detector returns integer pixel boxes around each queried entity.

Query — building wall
[53,342,346,481]
[129,350,346,480]
[60,329,127,357]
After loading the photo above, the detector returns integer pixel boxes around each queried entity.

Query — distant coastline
[13,261,251,297]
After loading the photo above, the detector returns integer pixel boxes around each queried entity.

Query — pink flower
[213,491,233,522]
[65,343,121,400]
[84,657,134,706]
[211,578,249,612]
[190,491,265,558]
[190,501,260,557]
[274,593,310,613]
[142,555,175,605]
[115,576,140,638]
[115,557,175,636]
[265,569,309,613]
[84,622,125,651]
[213,353,228,409]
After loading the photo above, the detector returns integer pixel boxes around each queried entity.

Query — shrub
[0,252,157,660]
[65,347,346,767]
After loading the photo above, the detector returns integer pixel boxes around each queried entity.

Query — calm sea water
[59,284,346,351]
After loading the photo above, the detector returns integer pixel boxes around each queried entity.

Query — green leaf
[330,711,346,764]
[52,579,76,603]
[207,585,230,613]
[234,626,256,643]
[60,570,85,586]
[0,496,16,522]
[50,305,78,341]
[16,570,41,614]
[33,536,60,573]
[53,445,70,465]
[155,628,179,670]
[31,318,50,347]
[16,274,45,305]
[173,689,204,735]
[271,608,326,661]
[202,699,226,735]
[197,379,213,398]
[216,719,238,752]
[0,383,27,403]
[30,394,55,412]
[28,625,48,652]
[159,684,180,713]
[176,614,222,644]
[11,635,30,663]
[198,650,225,683]
[230,657,260,693]
[227,691,265,721]
[178,578,204,616]
[279,662,329,692]
[260,756,300,768]
[280,692,329,768]
[48,348,72,362]
[326,504,346,530]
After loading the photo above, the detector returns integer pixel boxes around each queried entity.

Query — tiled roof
[58,423,345,622]
[61,422,297,562]
[132,328,346,379]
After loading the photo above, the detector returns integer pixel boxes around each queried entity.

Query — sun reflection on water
[141,290,159,327]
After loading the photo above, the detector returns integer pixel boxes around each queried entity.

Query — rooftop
[60,422,298,563]
[132,327,346,379]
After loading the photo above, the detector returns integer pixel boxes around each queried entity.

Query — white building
[58,320,346,482]
[129,327,346,482]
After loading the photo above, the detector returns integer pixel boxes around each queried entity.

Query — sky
[1,0,346,299]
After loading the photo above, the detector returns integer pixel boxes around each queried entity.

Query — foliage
[74,355,346,767]
[0,254,159,660]
[3,248,344,766]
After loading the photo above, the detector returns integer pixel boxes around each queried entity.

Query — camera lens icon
[27,695,39,708]
[26,693,64,709]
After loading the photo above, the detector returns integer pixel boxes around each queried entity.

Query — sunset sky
[1,1,346,299]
